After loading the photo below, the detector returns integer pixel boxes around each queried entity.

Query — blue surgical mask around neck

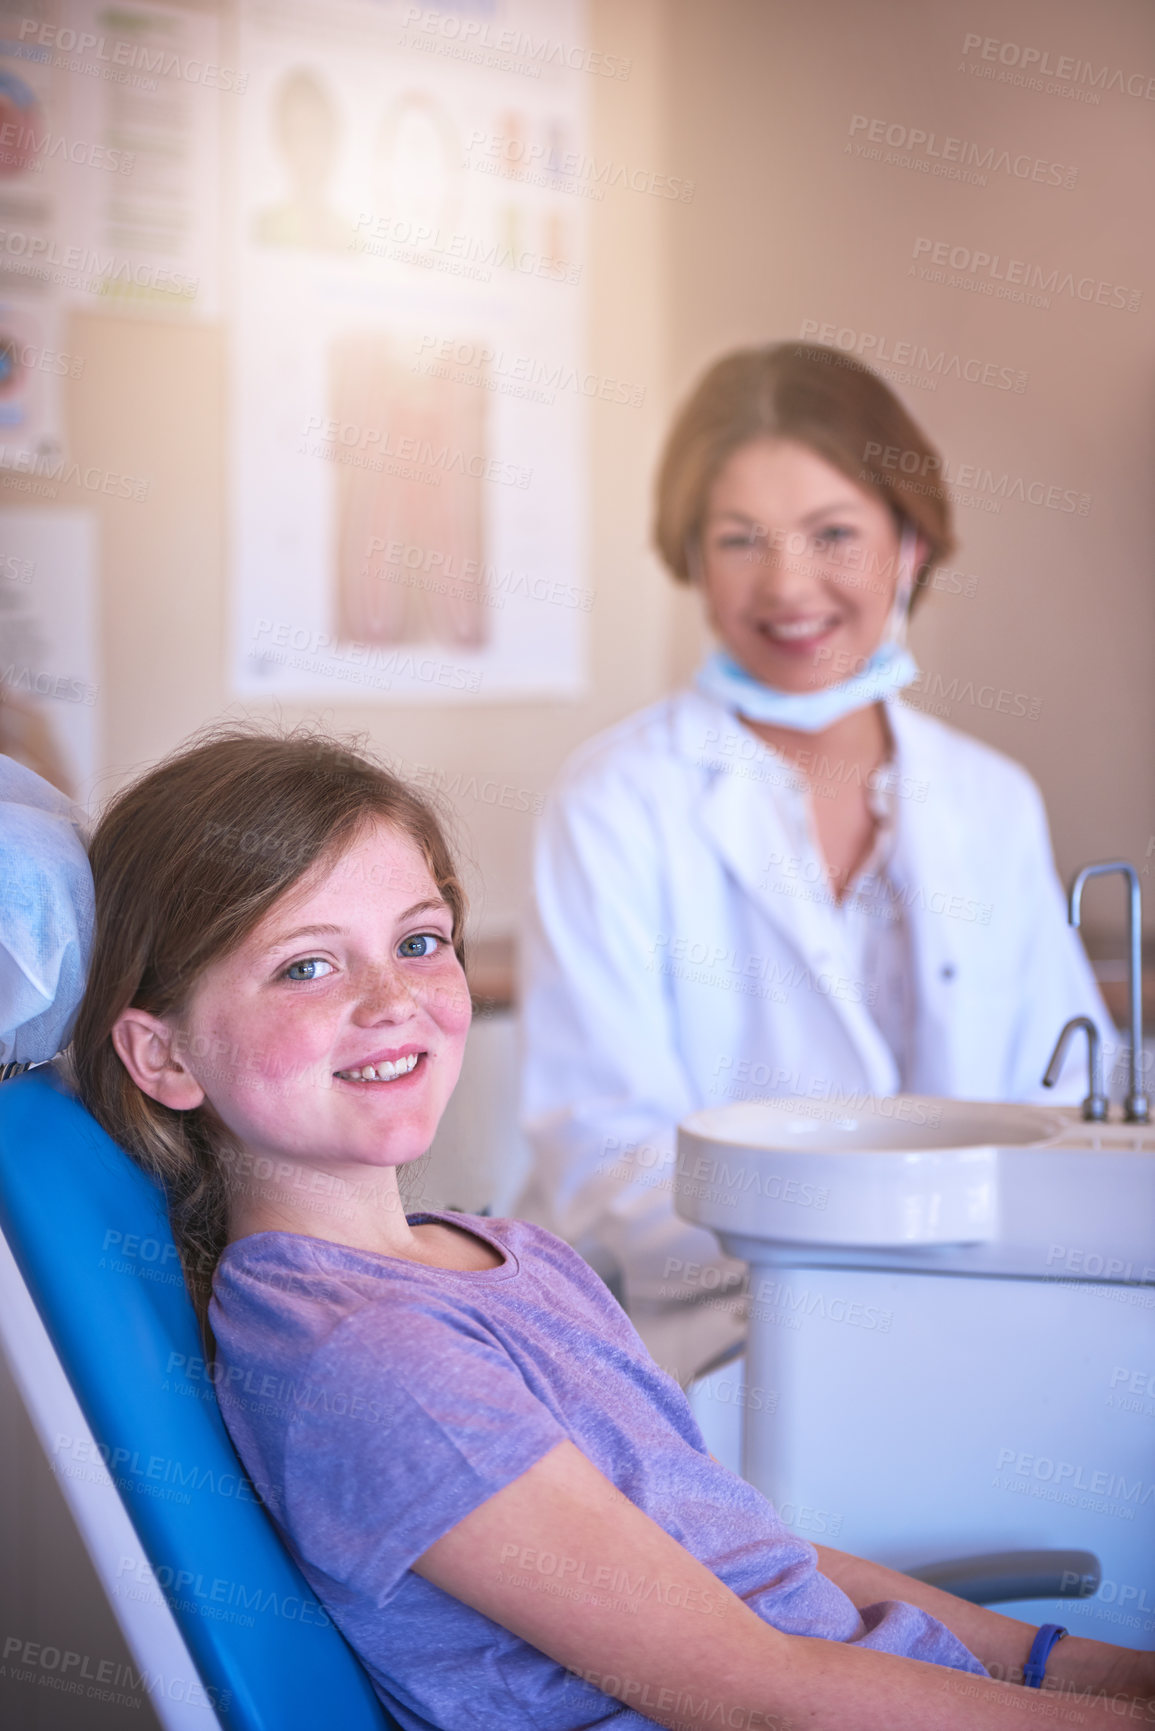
[694,525,920,733]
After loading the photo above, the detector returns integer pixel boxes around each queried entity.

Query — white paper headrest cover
[0,755,94,1065]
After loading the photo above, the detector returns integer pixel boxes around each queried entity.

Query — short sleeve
[280,1295,568,1606]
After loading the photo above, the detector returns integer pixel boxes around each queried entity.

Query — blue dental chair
[0,1065,397,1731]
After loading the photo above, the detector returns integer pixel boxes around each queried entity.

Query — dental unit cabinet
[675,863,1155,1647]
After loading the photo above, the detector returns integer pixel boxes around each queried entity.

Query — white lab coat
[515,687,1112,1378]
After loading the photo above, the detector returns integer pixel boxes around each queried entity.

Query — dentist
[516,342,1110,1382]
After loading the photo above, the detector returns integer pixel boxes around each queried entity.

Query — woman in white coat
[516,343,1110,1383]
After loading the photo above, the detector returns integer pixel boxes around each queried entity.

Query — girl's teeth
[338,1054,420,1082]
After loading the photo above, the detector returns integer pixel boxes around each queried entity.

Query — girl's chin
[354,1140,434,1168]
[309,1134,437,1175]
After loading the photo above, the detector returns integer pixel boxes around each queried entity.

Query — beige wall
[661,0,1155,942]
[6,0,1153,946]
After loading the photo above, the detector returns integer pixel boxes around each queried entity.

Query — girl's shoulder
[212,1216,620,1343]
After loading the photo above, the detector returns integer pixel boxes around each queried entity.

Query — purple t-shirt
[209,1213,985,1730]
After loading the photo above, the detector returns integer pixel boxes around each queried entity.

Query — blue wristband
[1023,1624,1067,1688]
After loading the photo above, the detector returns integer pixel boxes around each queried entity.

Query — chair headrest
[0,755,94,1066]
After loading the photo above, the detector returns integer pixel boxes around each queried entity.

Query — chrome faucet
[1068,861,1148,1123]
[1043,1016,1107,1121]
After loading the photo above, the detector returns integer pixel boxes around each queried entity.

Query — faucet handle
[1067,861,1148,1124]
[1043,1016,1108,1122]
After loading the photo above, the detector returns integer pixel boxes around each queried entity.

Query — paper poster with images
[0,24,70,464]
[0,507,98,802]
[231,0,589,704]
[53,0,224,319]
[0,0,226,322]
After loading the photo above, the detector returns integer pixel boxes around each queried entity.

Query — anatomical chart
[0,39,69,468]
[231,0,589,703]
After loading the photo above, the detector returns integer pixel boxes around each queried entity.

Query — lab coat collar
[669,684,963,856]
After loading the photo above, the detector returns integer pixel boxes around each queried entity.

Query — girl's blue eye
[398,933,442,958]
[284,958,334,982]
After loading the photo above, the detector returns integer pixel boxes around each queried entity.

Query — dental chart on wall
[0,0,222,345]
[0,32,67,469]
[230,0,590,705]
[58,0,224,321]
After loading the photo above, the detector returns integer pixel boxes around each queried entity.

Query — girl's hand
[1035,1631,1155,1712]
[1075,1642,1155,1709]
[813,1545,1155,1714]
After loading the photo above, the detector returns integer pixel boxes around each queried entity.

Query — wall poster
[231,0,590,705]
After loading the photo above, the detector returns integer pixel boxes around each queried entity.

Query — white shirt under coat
[515,687,1112,1375]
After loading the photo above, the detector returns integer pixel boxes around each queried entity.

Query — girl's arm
[413,1438,1150,1729]
[814,1544,1155,1704]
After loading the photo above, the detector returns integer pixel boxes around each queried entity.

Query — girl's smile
[333,1050,423,1082]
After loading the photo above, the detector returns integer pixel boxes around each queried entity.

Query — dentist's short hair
[654,342,956,606]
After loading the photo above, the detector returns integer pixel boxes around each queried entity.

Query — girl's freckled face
[176,820,471,1175]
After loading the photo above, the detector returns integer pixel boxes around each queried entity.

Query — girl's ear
[112,1010,206,1112]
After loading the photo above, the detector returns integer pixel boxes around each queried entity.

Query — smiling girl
[70,730,1149,1730]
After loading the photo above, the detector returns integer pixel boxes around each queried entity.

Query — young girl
[72,729,1153,1731]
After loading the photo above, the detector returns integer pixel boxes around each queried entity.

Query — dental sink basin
[684,1098,1065,1156]
[675,1096,1155,1275]
[677,1093,1155,1633]
[676,1096,1066,1251]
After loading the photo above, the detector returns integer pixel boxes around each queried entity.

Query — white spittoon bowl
[674,1096,1067,1249]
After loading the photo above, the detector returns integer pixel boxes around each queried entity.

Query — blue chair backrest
[0,1067,396,1731]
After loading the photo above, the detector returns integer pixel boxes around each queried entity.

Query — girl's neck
[226,1181,505,1273]
[226,1159,424,1261]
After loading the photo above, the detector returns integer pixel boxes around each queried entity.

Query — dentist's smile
[756,613,841,652]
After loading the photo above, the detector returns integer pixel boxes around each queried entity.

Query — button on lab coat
[516,687,1111,1375]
